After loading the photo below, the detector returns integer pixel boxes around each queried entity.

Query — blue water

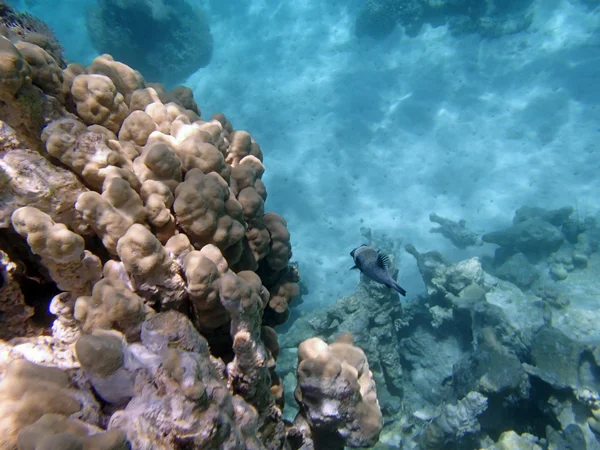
[19,0,600,311]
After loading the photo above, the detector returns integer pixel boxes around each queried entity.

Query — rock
[513,206,574,227]
[494,253,539,289]
[483,218,565,262]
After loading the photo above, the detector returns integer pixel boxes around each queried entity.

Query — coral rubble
[279,209,600,448]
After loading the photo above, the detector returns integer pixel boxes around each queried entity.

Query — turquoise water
[16,0,600,309]
[7,1,600,448]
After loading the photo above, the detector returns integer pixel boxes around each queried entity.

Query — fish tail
[390,279,407,297]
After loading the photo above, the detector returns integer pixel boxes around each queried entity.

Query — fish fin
[349,265,359,270]
[377,253,390,269]
[391,280,407,296]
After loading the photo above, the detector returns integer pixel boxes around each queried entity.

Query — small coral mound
[294,332,383,449]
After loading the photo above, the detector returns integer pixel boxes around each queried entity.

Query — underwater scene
[0,0,599,448]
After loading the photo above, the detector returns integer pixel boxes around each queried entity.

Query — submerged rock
[483,217,565,262]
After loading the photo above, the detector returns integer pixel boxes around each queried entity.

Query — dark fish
[350,245,406,296]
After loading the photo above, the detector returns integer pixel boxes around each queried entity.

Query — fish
[350,245,407,296]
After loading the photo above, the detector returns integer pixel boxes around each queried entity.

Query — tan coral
[263,212,292,271]
[74,278,150,341]
[173,135,230,181]
[116,223,186,309]
[226,130,263,166]
[265,268,301,326]
[238,187,265,224]
[0,121,89,232]
[87,54,145,106]
[245,222,271,265]
[129,86,162,112]
[295,333,382,449]
[0,36,32,97]
[0,248,36,339]
[139,179,176,242]
[219,271,272,413]
[118,110,156,146]
[205,119,230,153]
[164,233,194,269]
[14,41,63,101]
[211,112,234,134]
[174,168,246,251]
[0,359,101,450]
[49,291,83,344]
[18,413,129,450]
[61,62,86,112]
[107,311,264,449]
[184,249,229,332]
[75,176,146,254]
[144,99,189,134]
[169,116,213,143]
[168,85,200,114]
[11,206,102,295]
[230,161,266,200]
[146,83,200,116]
[71,74,128,133]
[132,140,182,192]
[41,117,136,191]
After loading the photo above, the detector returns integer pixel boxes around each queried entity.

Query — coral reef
[0,1,64,66]
[279,210,600,448]
[86,0,213,85]
[0,7,382,449]
[429,212,482,249]
[355,0,534,39]
[419,391,488,449]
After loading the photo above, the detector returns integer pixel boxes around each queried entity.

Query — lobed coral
[294,332,383,449]
[0,1,64,66]
[0,7,381,450]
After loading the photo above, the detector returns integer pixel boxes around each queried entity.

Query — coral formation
[355,0,534,39]
[11,206,102,300]
[0,1,64,66]
[429,212,482,249]
[279,213,600,448]
[294,333,383,449]
[419,391,488,449]
[86,0,213,85]
[0,6,381,450]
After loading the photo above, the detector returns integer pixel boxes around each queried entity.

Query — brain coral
[86,0,213,85]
